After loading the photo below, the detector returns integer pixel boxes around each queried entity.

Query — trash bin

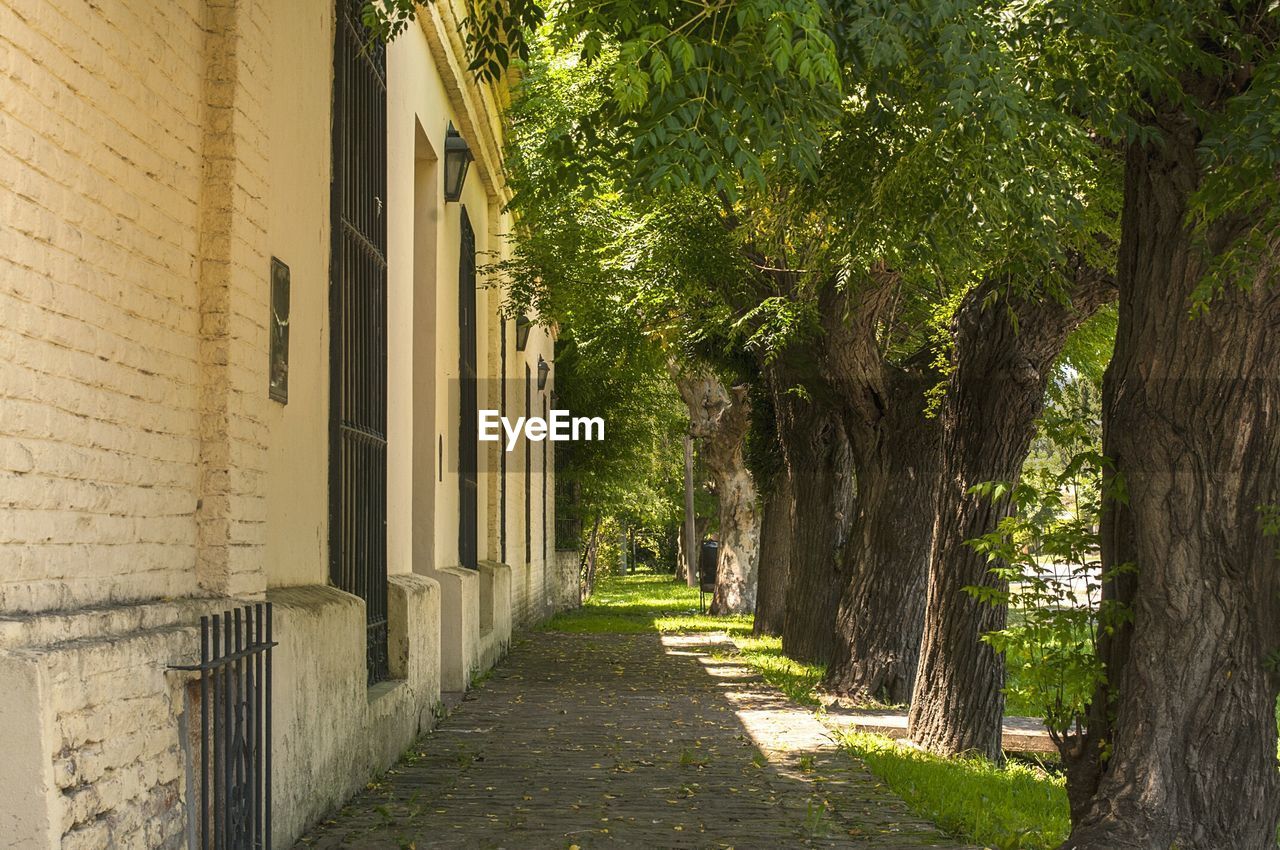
[699,540,719,594]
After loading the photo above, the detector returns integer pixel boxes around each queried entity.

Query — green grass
[718,633,824,706]
[838,732,1069,850]
[544,571,823,705]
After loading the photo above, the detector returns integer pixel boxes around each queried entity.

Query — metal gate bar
[173,603,275,850]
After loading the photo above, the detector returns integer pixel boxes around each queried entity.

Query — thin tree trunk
[753,466,793,636]
[582,514,602,597]
[908,264,1117,760]
[682,433,697,586]
[1063,117,1280,850]
[672,368,761,614]
[825,365,941,704]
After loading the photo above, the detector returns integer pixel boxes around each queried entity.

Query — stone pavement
[294,631,974,849]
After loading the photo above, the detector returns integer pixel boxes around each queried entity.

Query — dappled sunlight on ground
[523,572,1078,849]
[297,629,973,849]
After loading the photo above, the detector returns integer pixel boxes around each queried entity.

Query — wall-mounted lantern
[537,355,551,391]
[514,314,532,351]
[443,122,473,202]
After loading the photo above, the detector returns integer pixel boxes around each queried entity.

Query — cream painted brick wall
[0,0,208,614]
[0,0,272,612]
[43,625,194,849]
[194,0,271,600]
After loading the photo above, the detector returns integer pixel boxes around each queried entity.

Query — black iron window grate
[172,603,275,850]
[330,0,390,684]
[458,210,479,570]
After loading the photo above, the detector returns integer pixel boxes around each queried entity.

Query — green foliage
[1260,503,1280,541]
[821,2,1123,290]
[479,1,1128,405]
[838,732,1069,850]
[965,394,1132,740]
[1006,0,1280,303]
[551,331,686,538]
[368,0,841,196]
[494,40,775,545]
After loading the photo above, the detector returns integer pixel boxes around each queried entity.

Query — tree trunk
[581,514,602,597]
[812,280,943,705]
[772,362,855,664]
[1062,118,1280,850]
[908,264,1117,760]
[672,369,761,614]
[682,433,698,586]
[825,365,941,704]
[753,466,793,636]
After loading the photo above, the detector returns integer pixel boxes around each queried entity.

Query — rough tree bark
[817,283,943,705]
[908,263,1117,760]
[825,364,941,704]
[753,465,793,636]
[1062,112,1280,850]
[672,368,761,614]
[769,355,856,664]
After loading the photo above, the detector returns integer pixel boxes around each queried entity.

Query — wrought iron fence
[173,603,275,850]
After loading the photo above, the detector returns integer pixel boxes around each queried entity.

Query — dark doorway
[458,210,478,569]
[329,0,389,685]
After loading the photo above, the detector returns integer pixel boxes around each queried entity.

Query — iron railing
[172,603,275,850]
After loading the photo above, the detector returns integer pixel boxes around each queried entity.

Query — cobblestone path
[295,632,972,850]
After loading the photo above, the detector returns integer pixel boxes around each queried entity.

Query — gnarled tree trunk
[672,368,761,614]
[753,466,793,636]
[825,364,941,704]
[1062,116,1280,850]
[908,264,1117,760]
[816,281,942,705]
[771,356,855,664]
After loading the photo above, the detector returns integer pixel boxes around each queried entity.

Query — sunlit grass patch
[655,611,753,635]
[544,572,822,702]
[716,635,823,706]
[838,731,1069,850]
[543,573,699,633]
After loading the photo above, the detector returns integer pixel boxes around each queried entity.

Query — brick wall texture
[0,0,270,614]
[49,627,192,850]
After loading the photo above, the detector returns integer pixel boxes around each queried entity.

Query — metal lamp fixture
[537,355,550,391]
[514,314,532,351]
[442,122,473,202]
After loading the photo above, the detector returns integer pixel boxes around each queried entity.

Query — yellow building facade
[0,0,574,846]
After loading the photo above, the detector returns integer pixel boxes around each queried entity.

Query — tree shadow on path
[295,631,976,849]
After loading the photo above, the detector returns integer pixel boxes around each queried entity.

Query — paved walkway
[295,631,972,849]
